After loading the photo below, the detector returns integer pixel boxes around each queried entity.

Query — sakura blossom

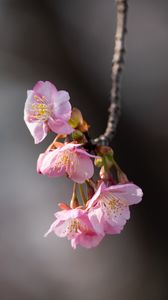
[24,81,73,144]
[24,78,143,249]
[87,182,143,235]
[37,143,95,183]
[45,207,104,249]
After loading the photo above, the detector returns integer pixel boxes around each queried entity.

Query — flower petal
[72,232,103,249]
[103,222,124,234]
[44,218,60,237]
[33,81,58,105]
[87,182,106,209]
[107,183,143,205]
[56,143,81,152]
[37,152,46,173]
[54,90,71,120]
[25,121,48,144]
[54,207,84,220]
[48,118,74,134]
[69,153,94,183]
[44,219,68,238]
[88,207,104,235]
[38,149,66,177]
[101,199,130,227]
[55,90,70,104]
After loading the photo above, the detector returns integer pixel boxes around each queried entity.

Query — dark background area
[0,0,167,299]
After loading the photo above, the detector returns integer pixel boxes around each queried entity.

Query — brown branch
[94,0,128,145]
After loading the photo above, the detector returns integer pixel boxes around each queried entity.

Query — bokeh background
[0,0,167,299]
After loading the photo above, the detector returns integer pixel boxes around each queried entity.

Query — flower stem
[73,182,77,194]
[79,184,87,205]
[70,183,79,208]
[86,179,96,191]
[47,134,65,150]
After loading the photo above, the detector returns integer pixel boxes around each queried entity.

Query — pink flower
[24,81,73,143]
[87,182,143,235]
[37,143,95,183]
[44,207,104,249]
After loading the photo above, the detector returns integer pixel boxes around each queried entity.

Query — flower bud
[99,166,107,180]
[103,153,114,169]
[96,146,114,169]
[78,120,90,132]
[94,157,103,168]
[117,170,129,184]
[68,108,83,128]
[58,202,70,210]
[96,146,113,156]
[71,130,84,142]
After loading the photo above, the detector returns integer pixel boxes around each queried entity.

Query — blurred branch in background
[94,0,128,145]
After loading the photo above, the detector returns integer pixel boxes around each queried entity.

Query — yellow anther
[31,95,50,121]
[102,193,127,217]
[34,95,46,103]
[55,150,79,176]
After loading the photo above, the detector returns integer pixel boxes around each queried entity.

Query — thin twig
[94,0,128,145]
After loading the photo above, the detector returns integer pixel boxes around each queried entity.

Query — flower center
[56,150,78,176]
[101,193,127,217]
[68,219,80,233]
[66,218,90,237]
[31,95,50,121]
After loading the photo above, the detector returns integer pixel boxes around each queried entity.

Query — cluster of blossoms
[24,81,143,249]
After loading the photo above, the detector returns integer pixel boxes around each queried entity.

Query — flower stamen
[101,193,128,218]
[31,95,50,121]
[55,150,79,176]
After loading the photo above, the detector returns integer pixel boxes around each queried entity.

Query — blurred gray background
[0,0,167,299]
